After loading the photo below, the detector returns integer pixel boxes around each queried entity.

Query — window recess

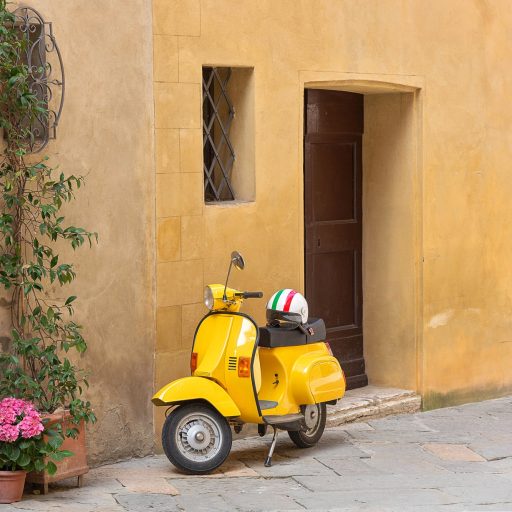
[202,66,254,203]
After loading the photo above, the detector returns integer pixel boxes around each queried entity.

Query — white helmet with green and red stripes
[266,289,309,328]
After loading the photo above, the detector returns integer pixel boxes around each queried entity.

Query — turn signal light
[238,356,251,378]
[190,352,198,373]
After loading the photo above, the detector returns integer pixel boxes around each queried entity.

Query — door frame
[297,71,425,394]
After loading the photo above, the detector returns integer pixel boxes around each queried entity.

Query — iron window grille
[202,67,235,202]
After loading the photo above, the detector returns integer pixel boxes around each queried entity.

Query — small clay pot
[0,470,26,504]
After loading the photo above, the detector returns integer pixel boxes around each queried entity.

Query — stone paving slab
[423,443,487,462]
[237,453,335,477]
[115,493,179,512]
[116,476,179,495]
[469,442,512,461]
[4,396,512,511]
[294,488,457,509]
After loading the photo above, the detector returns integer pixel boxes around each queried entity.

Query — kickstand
[264,426,278,467]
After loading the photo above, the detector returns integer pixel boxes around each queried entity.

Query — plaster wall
[21,0,156,464]
[153,0,512,431]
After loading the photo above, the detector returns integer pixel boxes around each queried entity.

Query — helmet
[266,289,308,329]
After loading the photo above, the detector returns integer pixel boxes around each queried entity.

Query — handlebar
[242,291,263,299]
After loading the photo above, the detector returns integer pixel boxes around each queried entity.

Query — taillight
[325,342,333,356]
[190,352,198,373]
[238,356,251,378]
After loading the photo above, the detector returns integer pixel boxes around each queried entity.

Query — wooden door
[304,89,368,389]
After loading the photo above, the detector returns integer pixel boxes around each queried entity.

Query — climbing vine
[0,1,97,431]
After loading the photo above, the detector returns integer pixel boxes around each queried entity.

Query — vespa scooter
[152,251,346,474]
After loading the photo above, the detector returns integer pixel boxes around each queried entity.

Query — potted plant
[0,397,69,503]
[0,1,97,492]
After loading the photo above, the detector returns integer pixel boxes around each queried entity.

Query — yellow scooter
[152,251,346,474]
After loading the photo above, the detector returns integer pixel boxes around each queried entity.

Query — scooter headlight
[204,286,214,310]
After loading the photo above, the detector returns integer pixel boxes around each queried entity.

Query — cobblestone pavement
[5,396,512,511]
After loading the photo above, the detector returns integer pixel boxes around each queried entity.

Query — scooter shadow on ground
[227,428,355,463]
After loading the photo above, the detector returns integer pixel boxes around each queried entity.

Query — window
[202,66,254,203]
[202,67,234,201]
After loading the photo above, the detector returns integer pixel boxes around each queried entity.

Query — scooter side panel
[223,315,262,424]
[309,360,346,403]
[291,348,346,405]
[151,376,241,417]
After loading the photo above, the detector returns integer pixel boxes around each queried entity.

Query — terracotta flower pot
[0,470,26,504]
[26,410,88,494]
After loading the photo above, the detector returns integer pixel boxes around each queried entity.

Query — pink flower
[0,423,19,442]
[0,397,44,442]
[19,412,44,438]
[1,398,26,416]
[0,406,16,425]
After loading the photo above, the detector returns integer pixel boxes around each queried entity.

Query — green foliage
[0,0,97,428]
[0,426,71,474]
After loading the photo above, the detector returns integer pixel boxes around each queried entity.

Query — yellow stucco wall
[7,0,511,462]
[153,0,512,433]
[23,0,156,464]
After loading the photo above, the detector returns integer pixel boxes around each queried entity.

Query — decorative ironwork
[202,67,235,202]
[12,7,65,153]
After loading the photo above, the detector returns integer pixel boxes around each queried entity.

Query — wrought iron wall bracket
[12,6,65,153]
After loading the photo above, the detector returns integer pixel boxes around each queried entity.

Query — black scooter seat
[258,318,326,348]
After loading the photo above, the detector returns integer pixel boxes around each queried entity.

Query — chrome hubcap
[186,424,211,450]
[174,412,222,462]
[304,404,321,435]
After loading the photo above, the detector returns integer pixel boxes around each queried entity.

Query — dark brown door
[304,89,367,389]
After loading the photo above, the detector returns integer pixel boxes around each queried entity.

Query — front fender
[151,377,241,418]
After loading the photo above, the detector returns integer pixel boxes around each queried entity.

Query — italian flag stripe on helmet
[283,290,297,312]
[271,289,286,310]
[270,289,298,311]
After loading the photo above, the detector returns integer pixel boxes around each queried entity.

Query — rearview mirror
[231,251,245,270]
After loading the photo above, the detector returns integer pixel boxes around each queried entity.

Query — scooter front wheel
[288,403,326,448]
[162,403,232,474]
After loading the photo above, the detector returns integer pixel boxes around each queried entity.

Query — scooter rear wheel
[162,403,232,474]
[288,403,326,448]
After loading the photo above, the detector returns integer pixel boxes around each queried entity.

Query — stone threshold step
[327,385,422,428]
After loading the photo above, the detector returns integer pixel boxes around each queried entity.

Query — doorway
[304,89,367,390]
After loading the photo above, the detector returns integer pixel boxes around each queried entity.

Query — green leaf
[17,453,30,467]
[10,446,20,462]
[34,459,45,472]
[50,451,66,462]
[48,435,62,450]
[46,461,57,475]
[65,296,77,305]
[18,440,31,450]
